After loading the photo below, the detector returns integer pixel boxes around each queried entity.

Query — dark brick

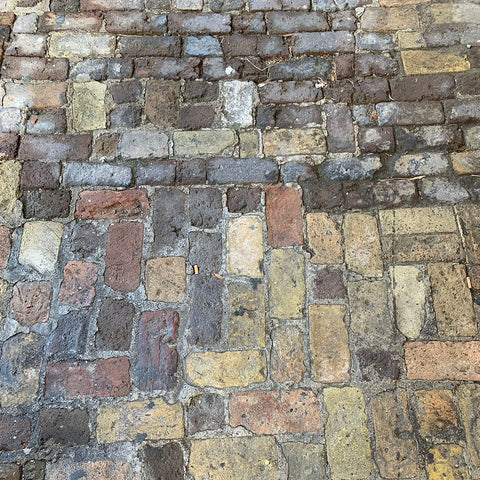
[39,408,90,446]
[92,132,119,161]
[276,105,322,128]
[356,348,399,381]
[137,162,176,186]
[0,227,11,269]
[168,13,231,34]
[424,28,459,48]
[189,232,222,273]
[222,34,257,56]
[259,81,321,104]
[353,77,390,103]
[0,133,18,159]
[331,10,356,30]
[281,162,316,183]
[135,311,179,391]
[145,0,170,8]
[292,31,355,55]
[209,0,244,11]
[1,57,69,81]
[22,461,45,480]
[109,80,143,104]
[227,187,262,213]
[20,162,60,190]
[311,267,346,301]
[344,180,375,209]
[9,282,52,326]
[257,105,276,128]
[135,57,200,80]
[356,32,395,51]
[187,393,225,434]
[118,35,180,56]
[390,74,454,101]
[356,53,398,76]
[300,179,344,211]
[188,274,223,346]
[18,134,91,161]
[269,57,332,81]
[324,81,353,102]
[251,0,310,11]
[394,125,463,153]
[232,12,265,33]
[266,11,328,34]
[176,159,207,185]
[70,59,107,81]
[110,105,142,128]
[71,222,106,259]
[455,72,480,96]
[153,188,186,250]
[23,189,71,219]
[0,416,31,451]
[374,179,417,208]
[322,156,381,181]
[50,0,80,11]
[189,187,222,228]
[95,298,135,351]
[444,99,480,123]
[468,47,480,69]
[208,158,278,184]
[179,105,215,129]
[143,443,184,480]
[325,104,355,152]
[48,311,89,358]
[335,53,354,79]
[358,127,395,153]
[145,79,180,127]
[105,11,167,34]
[0,464,21,480]
[184,81,218,103]
[108,58,133,79]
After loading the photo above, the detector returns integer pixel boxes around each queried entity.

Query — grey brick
[189,232,222,273]
[189,188,223,228]
[269,57,332,80]
[168,13,231,34]
[208,158,278,184]
[137,162,176,186]
[322,156,382,180]
[153,188,186,250]
[185,35,222,56]
[135,57,200,80]
[266,11,328,34]
[118,35,181,57]
[419,177,470,203]
[63,163,132,187]
[292,31,355,54]
[390,153,450,177]
[445,99,480,123]
[259,81,322,103]
[376,101,444,126]
[120,130,169,160]
[325,104,355,152]
[356,32,395,51]
[70,59,107,81]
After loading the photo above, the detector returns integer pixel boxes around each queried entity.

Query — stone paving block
[4,82,67,110]
[48,310,89,358]
[452,152,480,175]
[39,408,90,446]
[456,204,480,264]
[187,393,225,434]
[0,415,31,451]
[263,128,326,156]
[20,162,60,190]
[186,350,266,388]
[457,384,480,467]
[120,130,169,160]
[189,187,222,229]
[219,80,257,128]
[324,387,374,480]
[9,281,52,326]
[72,81,106,131]
[269,249,305,319]
[0,464,21,480]
[49,32,115,57]
[0,226,11,269]
[229,390,322,434]
[0,160,20,220]
[174,130,235,156]
[310,267,346,301]
[45,460,134,480]
[306,213,343,264]
[426,444,470,480]
[310,305,349,383]
[227,186,261,213]
[95,298,134,351]
[402,49,470,75]
[189,232,222,274]
[153,188,186,251]
[63,163,132,187]
[58,261,99,307]
[189,437,277,480]
[18,134,91,161]
[270,325,305,383]
[143,443,184,480]
[208,158,279,184]
[145,257,186,302]
[282,442,326,480]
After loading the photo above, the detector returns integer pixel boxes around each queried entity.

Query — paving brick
[266,11,327,33]
[208,158,279,184]
[324,387,373,480]
[145,257,186,302]
[390,74,454,102]
[39,12,102,30]
[23,189,71,220]
[18,134,91,161]
[135,311,179,391]
[71,222,106,260]
[19,221,63,274]
[39,408,90,446]
[292,31,354,55]
[401,49,470,75]
[48,310,89,358]
[169,13,231,33]
[356,53,399,77]
[9,281,52,326]
[0,415,31,451]
[45,460,133,480]
[268,57,332,81]
[137,162,176,186]
[361,6,418,32]
[426,444,470,480]
[0,464,21,480]
[153,188,186,251]
[452,151,480,175]
[377,101,444,126]
[0,160,20,220]
[189,232,222,274]
[457,204,480,264]
[457,384,480,467]
[104,222,143,292]
[0,108,22,133]
[135,57,201,79]
[187,393,225,434]
[358,127,394,153]
[310,267,346,302]
[120,130,169,160]
[0,227,11,269]
[143,443,184,480]
[263,128,326,156]
[186,350,266,388]
[228,281,265,347]
[189,187,222,229]
[189,437,277,480]
[356,32,395,51]
[72,81,106,131]
[421,178,468,203]
[259,81,321,103]
[81,0,143,9]
[227,216,263,278]
[95,298,134,351]
[310,305,350,383]
[269,249,305,319]
[45,357,131,398]
[372,390,421,478]
[0,333,44,407]
[58,261,99,307]
[49,32,115,57]
[0,134,19,160]
[1,57,69,81]
[229,390,321,434]
[445,99,480,123]
[232,12,266,32]
[239,131,260,158]
[325,104,355,153]
[306,213,343,264]
[391,152,449,177]
[174,130,235,157]
[26,109,67,135]
[271,325,305,383]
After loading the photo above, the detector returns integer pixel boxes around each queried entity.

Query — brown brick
[0,227,11,269]
[145,79,180,128]
[259,81,321,103]
[0,134,18,160]
[58,261,99,307]
[0,464,21,480]
[105,222,143,292]
[135,311,179,391]
[4,82,67,110]
[18,134,91,161]
[271,325,305,383]
[1,57,69,81]
[95,298,134,351]
[265,185,303,247]
[0,416,31,451]
[145,257,186,302]
[45,357,131,399]
[9,281,52,326]
[21,162,60,190]
[325,104,355,153]
[229,390,322,434]
[390,74,455,102]
[75,189,150,220]
[405,341,480,381]
[306,213,343,264]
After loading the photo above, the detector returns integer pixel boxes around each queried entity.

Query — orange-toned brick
[58,261,99,307]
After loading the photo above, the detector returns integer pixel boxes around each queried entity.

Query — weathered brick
[189,232,222,274]
[71,222,106,260]
[0,415,31,451]
[95,298,134,351]
[259,81,321,103]
[356,32,395,51]
[359,127,394,153]
[169,13,231,33]
[401,49,470,75]
[445,99,480,123]
[143,443,184,480]
[153,188,186,250]
[0,161,19,220]
[23,188,71,220]
[356,53,398,76]
[26,109,67,135]
[45,460,133,480]
[292,31,354,54]
[2,57,68,81]
[111,104,142,127]
[266,11,327,34]
[263,128,326,156]
[306,213,343,264]
[145,257,186,302]
[374,179,417,208]
[10,281,52,326]
[361,7,419,32]
[229,390,321,434]
[458,384,480,467]
[282,443,326,480]
[179,104,215,129]
[452,151,480,175]
[45,357,131,398]
[58,261,99,307]
[72,81,106,131]
[174,130,235,156]
[391,152,449,177]
[0,134,18,160]
[189,187,222,228]
[105,222,143,292]
[105,11,166,33]
[271,325,305,383]
[120,130,169,160]
[422,177,469,203]
[39,12,102,30]
[63,163,131,187]
[208,158,279,184]
[325,104,355,153]
[6,33,45,56]
[310,305,350,383]
[0,464,21,480]
[377,101,444,126]
[48,311,89,358]
[4,82,67,110]
[324,388,374,480]
[18,134,91,161]
[138,163,175,186]
[239,131,260,158]
[39,408,90,446]
[390,74,454,101]
[310,267,346,301]
[426,444,470,480]
[0,227,11,269]
[187,393,225,434]
[232,12,265,32]
[135,57,201,79]
[49,32,115,57]
[395,125,463,153]
[0,108,22,134]
[457,205,480,264]
[269,57,332,81]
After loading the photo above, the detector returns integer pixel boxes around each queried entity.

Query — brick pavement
[0,0,480,478]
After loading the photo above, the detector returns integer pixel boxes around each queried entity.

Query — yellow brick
[0,160,20,219]
[239,131,259,158]
[401,50,470,75]
[263,128,326,156]
[451,151,480,175]
[397,31,426,50]
[429,3,480,25]
[96,399,184,443]
[361,7,419,32]
[426,444,471,480]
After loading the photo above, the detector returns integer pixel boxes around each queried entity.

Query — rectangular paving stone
[429,263,477,337]
[0,160,20,219]
[49,32,115,57]
[310,305,350,383]
[4,82,67,110]
[426,444,470,480]
[0,226,11,269]
[269,249,305,319]
[58,261,98,307]
[0,415,31,451]
[72,81,106,131]
[372,390,421,478]
[95,298,134,351]
[405,341,480,380]
[153,187,186,251]
[457,384,480,467]
[173,130,235,156]
[207,158,279,184]
[306,213,343,264]
[63,163,132,187]
[189,231,222,274]
[376,101,444,126]
[168,13,231,34]
[291,31,354,54]
[18,134,91,161]
[145,257,186,303]
[45,460,134,480]
[120,130,169,160]
[324,387,374,480]
[3,57,68,81]
[401,50,470,75]
[186,350,266,388]
[271,325,305,383]
[391,152,449,177]
[456,204,480,263]
[361,6,419,32]
[263,128,326,156]
[344,212,383,277]
[189,437,277,480]
[452,151,480,175]
[282,442,326,480]
[229,390,322,434]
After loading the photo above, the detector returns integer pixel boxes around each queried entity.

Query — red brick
[405,342,480,381]
[9,281,52,326]
[75,189,150,220]
[58,261,99,307]
[0,227,11,269]
[229,390,322,434]
[266,185,303,247]
[135,311,179,392]
[0,133,19,160]
[18,134,92,161]
[105,222,143,292]
[0,416,31,451]
[1,57,69,81]
[45,357,131,399]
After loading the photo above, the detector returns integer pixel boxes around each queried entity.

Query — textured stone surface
[58,261,99,307]
[145,257,186,302]
[9,281,52,326]
[271,325,305,383]
[72,81,106,130]
[0,160,21,220]
[45,460,133,480]
[306,212,343,264]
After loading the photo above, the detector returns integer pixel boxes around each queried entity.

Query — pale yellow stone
[271,325,305,383]
[19,221,64,274]
[310,305,350,383]
[72,81,106,131]
[49,32,115,58]
[269,249,305,319]
[227,216,263,278]
[429,3,480,25]
[391,265,426,340]
[380,0,429,5]
[189,437,278,480]
[306,213,343,264]
[397,31,426,50]
[344,212,383,277]
[96,399,184,443]
[45,460,134,480]
[457,384,480,467]
[451,151,480,175]
[324,387,374,480]
[263,128,326,156]
[426,444,471,480]
[401,50,470,76]
[379,206,457,235]
[239,130,259,158]
[145,257,186,302]
[361,7,419,32]
[173,130,236,156]
[0,160,20,219]
[186,350,266,388]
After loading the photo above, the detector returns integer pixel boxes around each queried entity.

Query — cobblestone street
[1,0,480,478]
